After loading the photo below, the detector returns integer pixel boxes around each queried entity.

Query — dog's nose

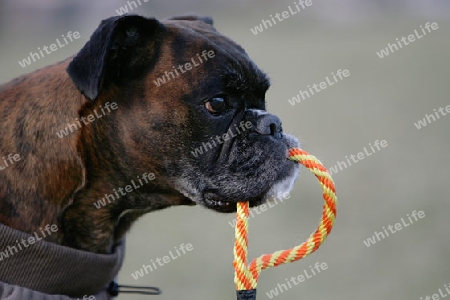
[256,113,283,138]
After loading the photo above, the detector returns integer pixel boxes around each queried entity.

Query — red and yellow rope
[233,148,338,294]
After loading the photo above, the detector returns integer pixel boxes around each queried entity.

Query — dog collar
[0,223,124,298]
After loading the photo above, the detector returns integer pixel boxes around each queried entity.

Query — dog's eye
[205,97,227,115]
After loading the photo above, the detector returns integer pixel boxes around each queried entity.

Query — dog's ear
[67,15,165,101]
[168,15,214,26]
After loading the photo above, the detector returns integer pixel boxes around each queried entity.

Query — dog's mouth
[203,190,264,213]
[175,133,300,214]
[204,196,235,212]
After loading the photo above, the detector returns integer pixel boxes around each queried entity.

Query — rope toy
[233,148,338,299]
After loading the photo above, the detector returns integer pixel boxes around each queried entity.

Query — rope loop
[233,148,338,292]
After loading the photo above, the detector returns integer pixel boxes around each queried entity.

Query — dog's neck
[56,91,189,253]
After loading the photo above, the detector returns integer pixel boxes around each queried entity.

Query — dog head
[67,14,300,215]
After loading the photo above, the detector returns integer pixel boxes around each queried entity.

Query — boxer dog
[0,14,299,254]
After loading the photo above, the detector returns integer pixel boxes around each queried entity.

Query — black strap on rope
[236,289,257,300]
[107,281,162,297]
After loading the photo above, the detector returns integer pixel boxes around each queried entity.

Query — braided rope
[233,148,338,292]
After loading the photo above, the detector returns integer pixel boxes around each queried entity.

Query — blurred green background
[1,1,449,299]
